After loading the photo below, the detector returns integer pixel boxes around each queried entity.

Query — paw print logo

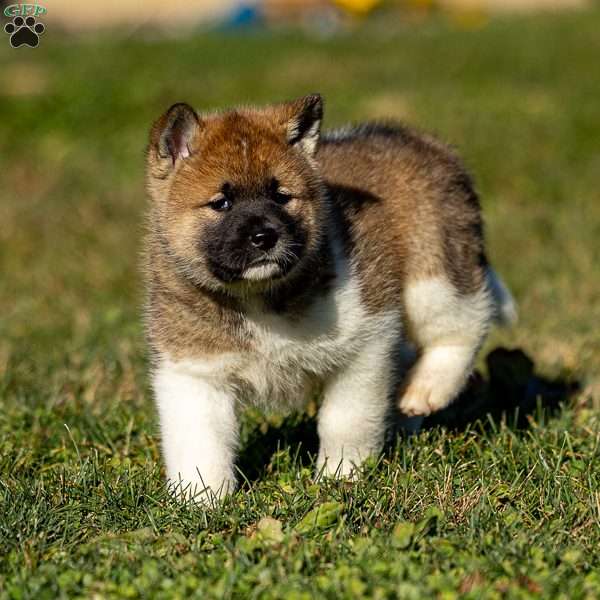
[4,16,45,48]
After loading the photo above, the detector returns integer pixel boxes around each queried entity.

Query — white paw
[315,448,370,481]
[399,384,454,417]
[316,460,355,480]
[167,473,237,506]
[399,394,432,417]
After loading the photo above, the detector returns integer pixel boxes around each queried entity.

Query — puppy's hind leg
[398,277,493,417]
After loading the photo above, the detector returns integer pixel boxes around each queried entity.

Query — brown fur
[318,123,487,316]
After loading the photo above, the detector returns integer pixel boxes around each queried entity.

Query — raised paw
[399,394,433,417]
[398,344,476,417]
[399,383,455,417]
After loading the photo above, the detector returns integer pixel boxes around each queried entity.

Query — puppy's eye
[274,189,293,205]
[269,177,293,205]
[208,195,232,212]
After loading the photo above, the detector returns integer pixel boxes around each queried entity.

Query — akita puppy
[144,94,515,502]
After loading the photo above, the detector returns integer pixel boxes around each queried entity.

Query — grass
[1,7,599,598]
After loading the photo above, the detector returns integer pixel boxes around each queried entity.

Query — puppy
[144,94,516,502]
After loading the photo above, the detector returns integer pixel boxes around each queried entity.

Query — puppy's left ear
[284,94,323,158]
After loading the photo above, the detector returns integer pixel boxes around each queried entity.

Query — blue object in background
[221,2,264,30]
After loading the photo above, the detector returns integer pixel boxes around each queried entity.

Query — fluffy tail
[487,268,518,326]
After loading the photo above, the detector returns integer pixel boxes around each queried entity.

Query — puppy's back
[317,123,487,313]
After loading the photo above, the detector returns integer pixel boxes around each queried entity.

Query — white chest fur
[241,262,399,409]
[165,255,401,411]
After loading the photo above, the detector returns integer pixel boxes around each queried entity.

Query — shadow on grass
[421,346,579,430]
[238,347,580,482]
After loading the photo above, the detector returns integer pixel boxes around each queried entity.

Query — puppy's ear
[284,94,323,158]
[148,103,201,177]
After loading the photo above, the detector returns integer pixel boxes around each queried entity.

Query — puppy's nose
[249,227,278,251]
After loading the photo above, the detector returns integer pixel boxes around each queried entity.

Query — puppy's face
[146,95,327,293]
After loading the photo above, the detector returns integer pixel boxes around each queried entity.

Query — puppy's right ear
[147,103,201,179]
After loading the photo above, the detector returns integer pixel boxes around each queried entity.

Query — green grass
[1,8,599,599]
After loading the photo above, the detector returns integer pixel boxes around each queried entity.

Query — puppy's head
[146,94,327,294]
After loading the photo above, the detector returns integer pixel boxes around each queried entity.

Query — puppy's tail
[487,268,518,327]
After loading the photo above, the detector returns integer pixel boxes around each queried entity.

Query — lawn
[1,7,599,599]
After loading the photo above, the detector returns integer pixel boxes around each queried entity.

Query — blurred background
[0,0,598,423]
[21,0,592,31]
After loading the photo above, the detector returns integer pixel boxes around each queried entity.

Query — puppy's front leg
[153,362,238,503]
[316,335,395,478]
